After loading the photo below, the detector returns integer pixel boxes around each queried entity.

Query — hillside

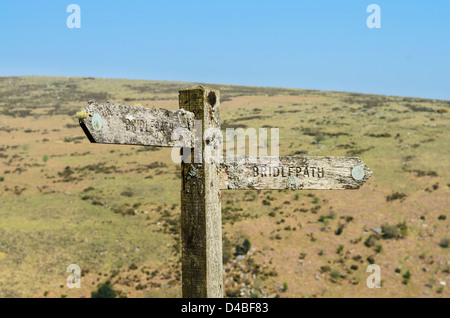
[0,76,448,298]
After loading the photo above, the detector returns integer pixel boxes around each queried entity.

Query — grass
[0,76,449,298]
[0,193,174,297]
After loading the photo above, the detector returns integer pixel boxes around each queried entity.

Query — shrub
[315,134,325,144]
[381,222,408,239]
[402,270,411,284]
[91,282,117,298]
[439,238,450,248]
[310,205,321,214]
[330,269,342,281]
[128,263,138,270]
[243,239,251,254]
[382,225,399,239]
[398,221,408,237]
[364,235,378,247]
[319,266,331,273]
[337,245,344,254]
[335,224,345,236]
[223,238,233,264]
[386,192,407,202]
[374,245,383,253]
[235,238,251,256]
[318,215,328,224]
[121,190,134,197]
[124,208,135,215]
[414,170,438,177]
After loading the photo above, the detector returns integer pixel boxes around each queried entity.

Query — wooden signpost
[79,86,372,298]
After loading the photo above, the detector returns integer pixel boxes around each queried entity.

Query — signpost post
[79,86,372,298]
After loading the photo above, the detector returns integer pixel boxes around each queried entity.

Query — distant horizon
[1,1,449,100]
[5,74,449,102]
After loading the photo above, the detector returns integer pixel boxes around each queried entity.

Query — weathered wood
[78,88,374,299]
[219,155,372,190]
[79,101,194,147]
[179,87,223,298]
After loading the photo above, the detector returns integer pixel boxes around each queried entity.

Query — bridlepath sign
[79,86,372,298]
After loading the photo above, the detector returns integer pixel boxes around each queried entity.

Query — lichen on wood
[78,101,195,148]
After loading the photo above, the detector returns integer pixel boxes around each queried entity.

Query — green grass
[0,193,174,297]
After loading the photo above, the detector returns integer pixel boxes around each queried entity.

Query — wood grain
[179,87,223,298]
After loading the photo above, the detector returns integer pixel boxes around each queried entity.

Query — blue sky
[1,1,449,100]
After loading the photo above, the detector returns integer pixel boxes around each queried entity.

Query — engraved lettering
[249,165,325,179]
[125,119,132,131]
[317,167,324,178]
[123,118,176,135]
[260,166,266,177]
[145,120,152,132]
[273,167,280,177]
[253,166,259,177]
[304,167,309,177]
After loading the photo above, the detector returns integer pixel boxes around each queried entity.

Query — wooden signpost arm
[78,101,194,148]
[179,87,223,298]
[219,155,372,190]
